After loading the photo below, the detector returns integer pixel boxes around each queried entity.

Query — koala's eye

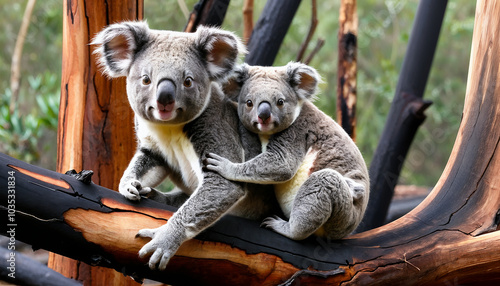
[277,99,285,106]
[183,77,194,88]
[246,100,253,108]
[142,75,151,85]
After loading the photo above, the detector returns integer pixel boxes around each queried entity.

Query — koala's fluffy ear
[92,21,150,77]
[196,26,246,81]
[222,64,250,101]
[286,62,321,101]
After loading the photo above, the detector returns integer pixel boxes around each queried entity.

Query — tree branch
[304,38,325,64]
[242,0,254,44]
[296,0,318,63]
[10,0,37,113]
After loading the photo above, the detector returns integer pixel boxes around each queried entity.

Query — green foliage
[0,72,59,166]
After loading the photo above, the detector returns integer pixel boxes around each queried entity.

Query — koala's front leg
[119,148,169,201]
[136,172,246,270]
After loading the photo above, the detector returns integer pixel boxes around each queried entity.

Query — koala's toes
[139,186,153,195]
[120,182,142,201]
[261,215,287,229]
[261,216,299,239]
[124,189,141,201]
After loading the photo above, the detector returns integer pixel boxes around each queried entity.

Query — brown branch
[10,0,37,113]
[242,0,254,44]
[304,38,325,65]
[296,0,318,62]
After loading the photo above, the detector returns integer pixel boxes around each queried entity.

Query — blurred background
[0,0,475,189]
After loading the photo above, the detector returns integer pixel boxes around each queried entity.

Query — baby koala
[205,62,369,240]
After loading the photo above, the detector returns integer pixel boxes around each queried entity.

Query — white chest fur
[137,118,202,195]
[259,134,270,153]
[274,148,318,217]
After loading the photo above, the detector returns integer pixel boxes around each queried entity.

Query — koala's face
[126,33,211,124]
[235,63,320,135]
[93,22,244,125]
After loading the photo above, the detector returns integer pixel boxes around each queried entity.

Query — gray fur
[92,22,277,270]
[206,62,369,240]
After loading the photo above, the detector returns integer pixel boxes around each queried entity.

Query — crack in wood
[379,228,474,249]
[340,254,422,285]
[279,268,346,286]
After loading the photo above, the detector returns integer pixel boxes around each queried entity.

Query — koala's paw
[119,180,153,201]
[261,216,289,234]
[136,225,180,270]
[203,153,237,180]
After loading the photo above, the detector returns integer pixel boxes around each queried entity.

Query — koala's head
[227,62,320,135]
[92,21,245,125]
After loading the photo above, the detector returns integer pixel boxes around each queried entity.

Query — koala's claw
[204,153,224,169]
[204,153,236,180]
[261,215,287,231]
[137,226,177,271]
[120,180,152,201]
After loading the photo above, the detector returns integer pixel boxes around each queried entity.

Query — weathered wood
[358,0,447,232]
[0,153,305,285]
[336,0,357,140]
[52,0,143,284]
[245,0,302,66]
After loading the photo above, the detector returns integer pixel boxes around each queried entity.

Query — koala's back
[274,101,370,224]
[300,102,368,188]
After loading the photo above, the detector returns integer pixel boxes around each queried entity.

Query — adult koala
[92,22,275,270]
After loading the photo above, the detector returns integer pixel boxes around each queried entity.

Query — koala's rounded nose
[157,79,176,106]
[257,101,271,123]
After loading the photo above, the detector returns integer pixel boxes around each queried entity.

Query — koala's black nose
[157,79,176,106]
[257,101,272,123]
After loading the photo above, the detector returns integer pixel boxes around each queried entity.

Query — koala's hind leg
[262,169,356,240]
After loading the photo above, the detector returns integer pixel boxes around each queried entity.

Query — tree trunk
[184,0,230,32]
[358,0,447,232]
[337,0,357,140]
[245,0,302,66]
[51,0,143,284]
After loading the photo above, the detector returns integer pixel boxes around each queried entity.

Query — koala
[92,22,278,270]
[205,62,370,240]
